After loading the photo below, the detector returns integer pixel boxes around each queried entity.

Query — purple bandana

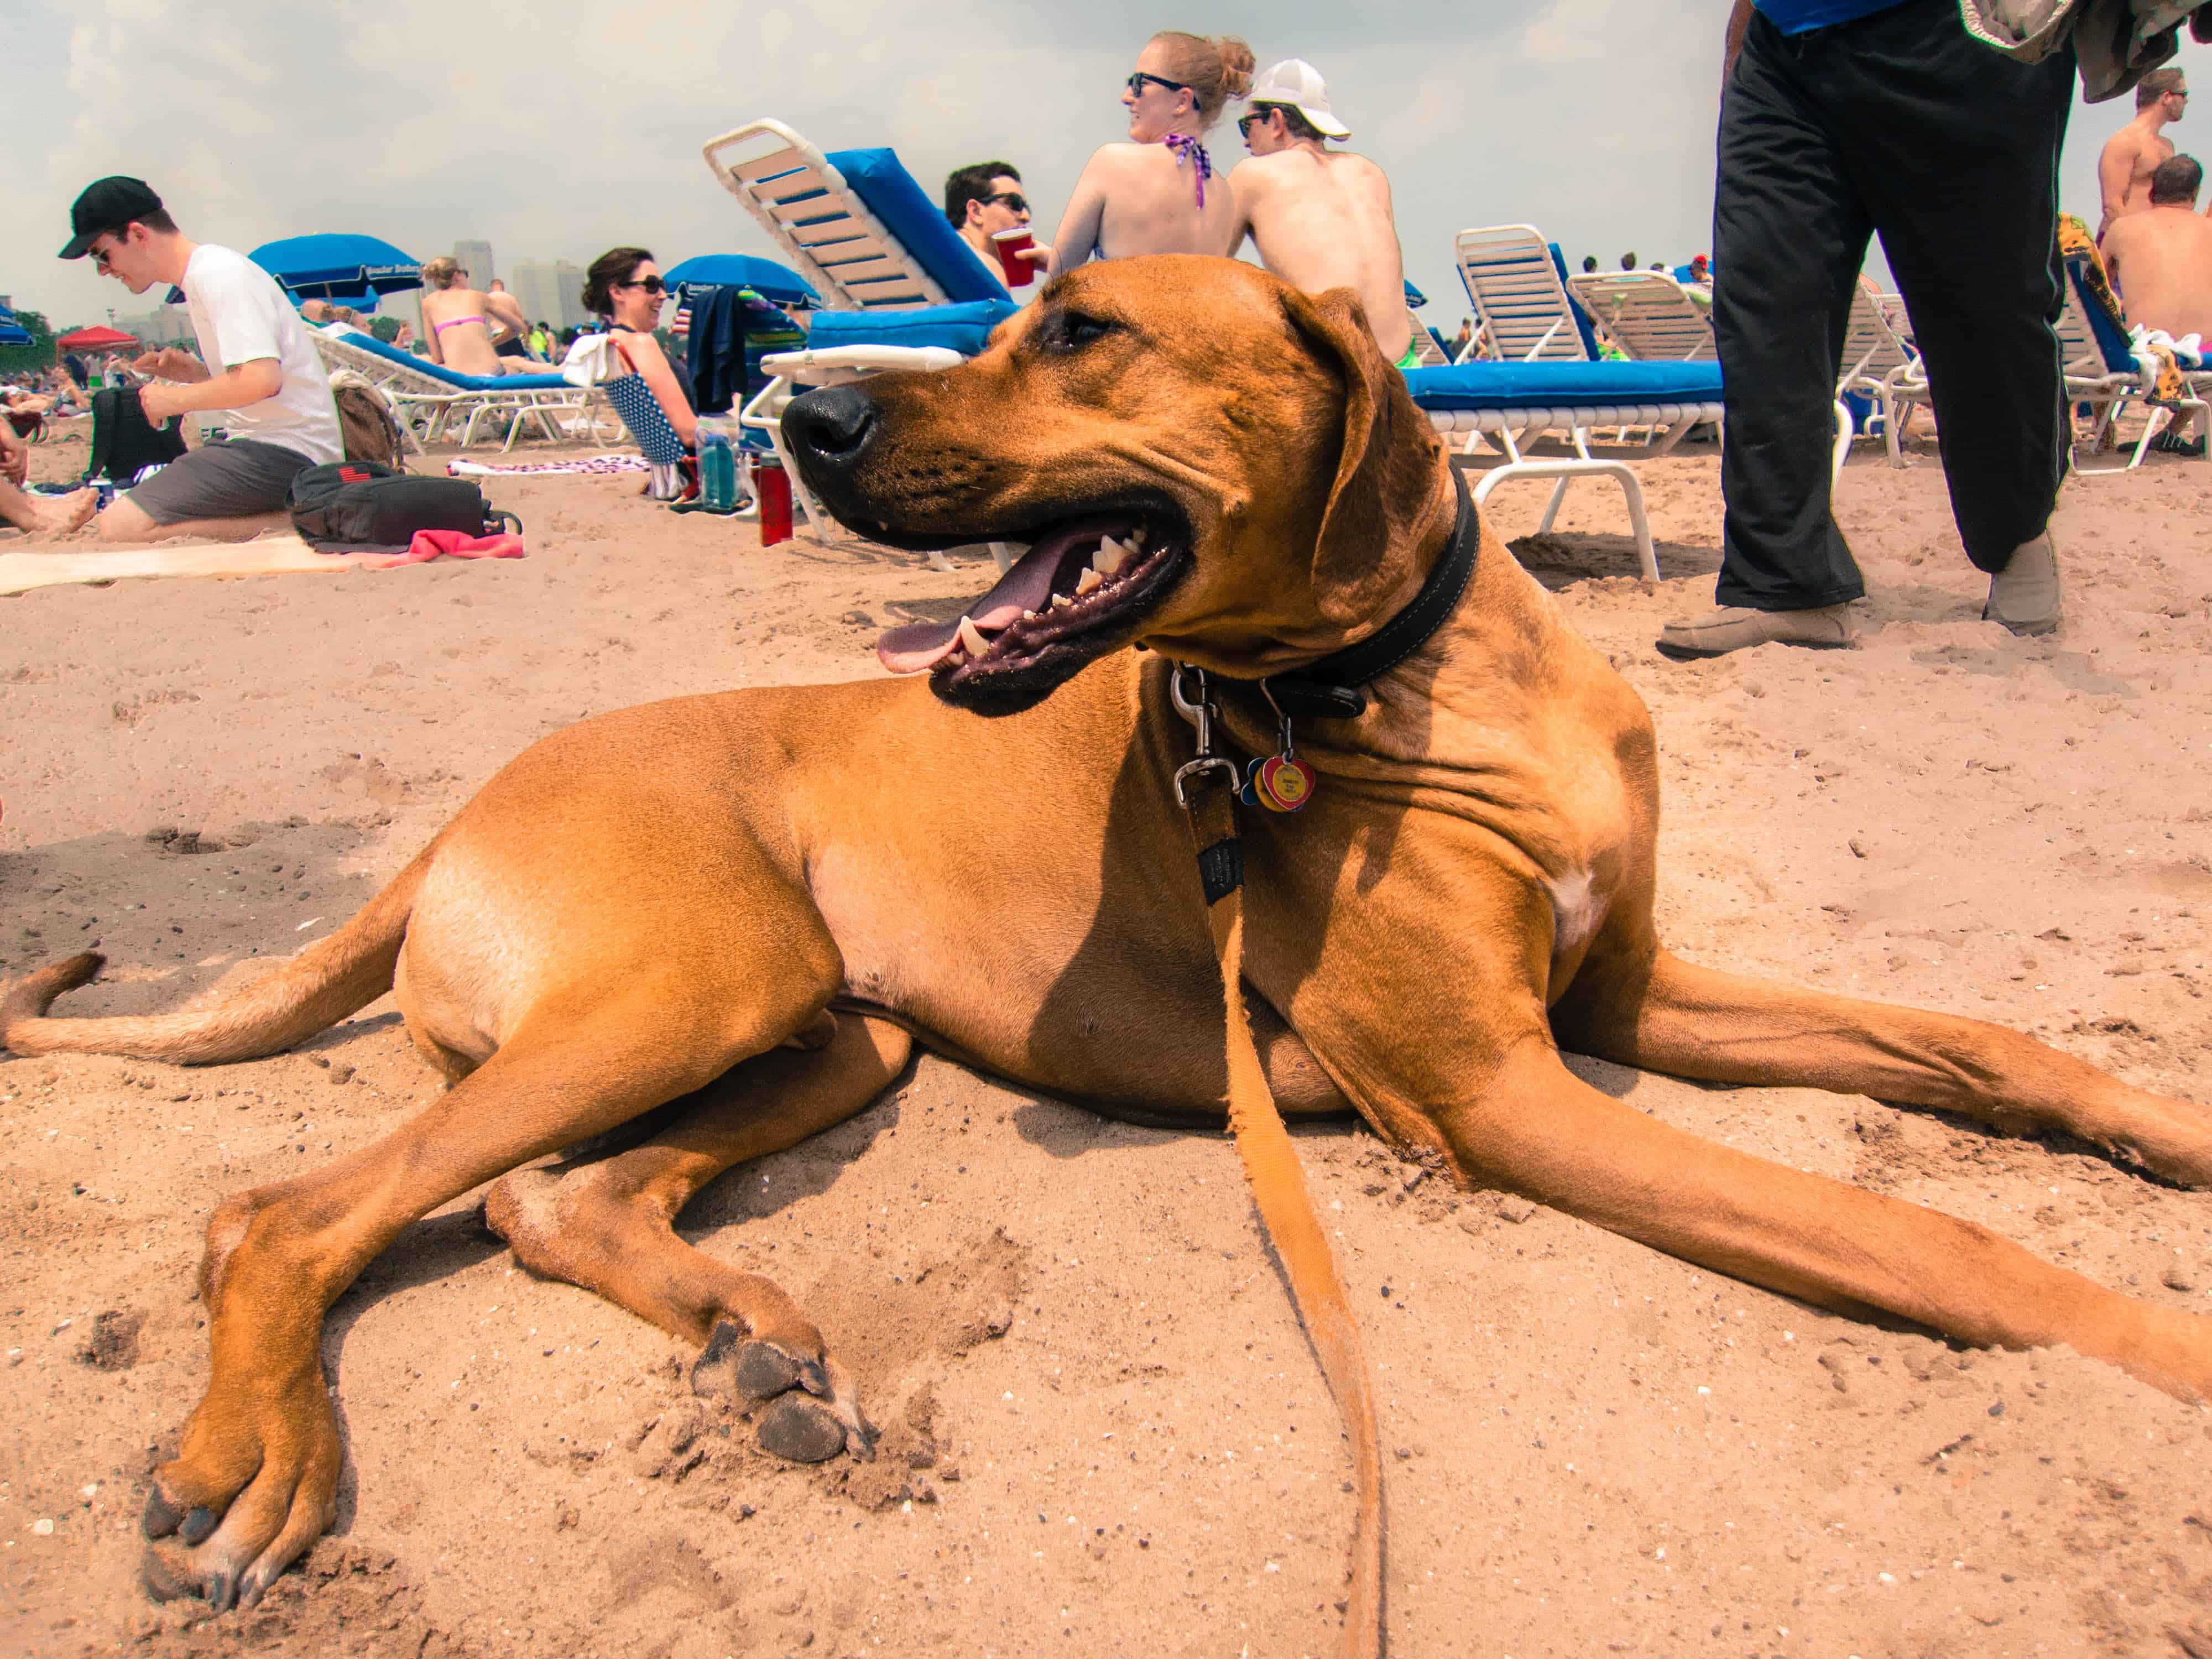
[1162,134,1213,208]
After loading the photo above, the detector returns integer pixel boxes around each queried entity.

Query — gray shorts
[127,439,314,525]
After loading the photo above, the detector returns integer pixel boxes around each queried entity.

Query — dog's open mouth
[876,513,1187,706]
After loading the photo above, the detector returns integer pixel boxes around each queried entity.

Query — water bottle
[698,426,738,512]
[758,457,794,545]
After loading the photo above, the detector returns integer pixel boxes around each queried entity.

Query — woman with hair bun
[418,257,534,377]
[1045,31,1251,278]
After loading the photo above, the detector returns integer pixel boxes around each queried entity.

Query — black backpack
[84,384,189,485]
[286,461,519,553]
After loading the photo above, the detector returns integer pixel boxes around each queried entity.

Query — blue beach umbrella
[1404,279,1428,309]
[662,254,819,309]
[0,305,31,347]
[249,234,422,303]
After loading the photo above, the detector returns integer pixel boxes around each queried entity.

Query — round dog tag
[1255,755,1316,812]
[1240,757,1265,807]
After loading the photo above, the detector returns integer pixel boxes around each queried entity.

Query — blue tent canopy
[663,254,819,309]
[249,234,422,303]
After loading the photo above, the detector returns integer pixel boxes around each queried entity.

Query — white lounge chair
[1404,358,1726,583]
[311,327,592,453]
[1453,226,1601,365]
[1565,271,1717,361]
[703,118,1016,557]
[1830,285,1917,468]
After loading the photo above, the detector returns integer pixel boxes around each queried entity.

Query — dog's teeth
[1076,566,1104,595]
[1130,527,1147,548]
[1052,593,1076,610]
[957,617,991,659]
[1093,536,1130,577]
[1022,609,1040,622]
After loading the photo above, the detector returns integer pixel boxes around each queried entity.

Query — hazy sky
[3,1,2204,329]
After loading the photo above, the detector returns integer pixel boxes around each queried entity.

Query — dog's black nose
[783,384,877,473]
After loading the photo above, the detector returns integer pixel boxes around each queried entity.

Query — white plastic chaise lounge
[1565,270,1717,362]
[313,325,586,451]
[1401,356,1723,583]
[701,118,1017,558]
[312,326,588,453]
[1828,285,1918,467]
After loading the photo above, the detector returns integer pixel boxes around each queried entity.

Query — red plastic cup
[991,227,1037,289]
[758,458,794,546]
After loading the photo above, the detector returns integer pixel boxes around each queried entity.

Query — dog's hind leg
[483,1011,913,1460]
[138,959,837,1613]
[1436,1036,2212,1404]
[1552,945,2212,1187]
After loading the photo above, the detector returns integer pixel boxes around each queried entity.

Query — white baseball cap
[1246,59,1351,140]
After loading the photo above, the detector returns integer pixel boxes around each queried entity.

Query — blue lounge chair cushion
[1404,359,1723,411]
[823,148,1012,307]
[2063,257,2140,375]
[331,328,571,391]
[806,300,1019,356]
[1547,244,1604,360]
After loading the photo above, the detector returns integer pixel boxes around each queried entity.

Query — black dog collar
[1246,467,1477,721]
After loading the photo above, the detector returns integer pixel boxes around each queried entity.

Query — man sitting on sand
[42,176,341,543]
[945,161,1051,277]
[1225,58,1414,367]
[2098,67,2187,240]
[2100,155,2212,341]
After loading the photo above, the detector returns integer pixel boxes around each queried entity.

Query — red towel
[361,528,527,569]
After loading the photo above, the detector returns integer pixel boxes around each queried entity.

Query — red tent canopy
[56,325,138,351]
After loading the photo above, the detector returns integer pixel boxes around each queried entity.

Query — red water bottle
[758,458,794,546]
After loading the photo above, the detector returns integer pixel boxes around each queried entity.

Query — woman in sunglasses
[581,246,698,455]
[1045,31,1252,280]
[418,257,536,378]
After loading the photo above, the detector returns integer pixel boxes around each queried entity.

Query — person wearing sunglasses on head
[1224,58,1415,368]
[945,162,1052,273]
[1044,30,1251,280]
[37,175,342,543]
[581,247,698,453]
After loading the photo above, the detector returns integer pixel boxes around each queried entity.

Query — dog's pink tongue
[876,542,1062,674]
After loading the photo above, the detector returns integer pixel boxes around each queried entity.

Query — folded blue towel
[806,300,1019,357]
[1404,359,1723,411]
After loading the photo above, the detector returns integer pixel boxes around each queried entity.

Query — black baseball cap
[59,176,164,259]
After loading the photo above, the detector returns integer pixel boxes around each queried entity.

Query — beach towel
[0,531,524,596]
[445,454,650,478]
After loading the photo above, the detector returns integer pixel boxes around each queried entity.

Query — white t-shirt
[180,243,342,464]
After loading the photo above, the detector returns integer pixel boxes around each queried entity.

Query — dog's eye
[1044,312,1119,352]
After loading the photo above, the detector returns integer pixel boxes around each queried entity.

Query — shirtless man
[2101,155,2212,339]
[944,161,1051,280]
[1045,31,1251,278]
[2099,67,2187,239]
[1225,59,1413,367]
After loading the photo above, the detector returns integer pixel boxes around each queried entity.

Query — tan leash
[1171,664,1384,1659]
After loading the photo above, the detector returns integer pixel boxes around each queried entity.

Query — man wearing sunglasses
[47,176,340,544]
[944,161,1051,273]
[1225,60,1416,368]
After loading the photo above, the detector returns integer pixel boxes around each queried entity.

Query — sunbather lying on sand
[1045,31,1251,276]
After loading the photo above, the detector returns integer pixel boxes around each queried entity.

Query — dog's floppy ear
[1280,285,1445,627]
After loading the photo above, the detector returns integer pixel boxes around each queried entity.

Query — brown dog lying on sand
[7,255,2212,1627]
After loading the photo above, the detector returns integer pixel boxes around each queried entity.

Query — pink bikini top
[432,315,486,335]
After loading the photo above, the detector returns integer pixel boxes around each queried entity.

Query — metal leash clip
[1170,663,1240,808]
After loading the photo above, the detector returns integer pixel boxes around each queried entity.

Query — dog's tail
[1,841,435,1065]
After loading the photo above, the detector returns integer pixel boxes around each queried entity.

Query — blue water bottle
[699,425,738,513]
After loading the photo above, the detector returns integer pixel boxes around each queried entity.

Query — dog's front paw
[691,1319,875,1462]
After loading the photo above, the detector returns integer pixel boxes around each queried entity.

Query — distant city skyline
[452,238,494,291]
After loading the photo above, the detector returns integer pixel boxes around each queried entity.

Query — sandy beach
[6,422,2212,1659]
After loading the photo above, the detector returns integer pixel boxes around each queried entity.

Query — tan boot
[1655,603,1858,660]
[1983,532,2060,637]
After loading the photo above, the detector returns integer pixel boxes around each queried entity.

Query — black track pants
[1711,0,2075,610]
